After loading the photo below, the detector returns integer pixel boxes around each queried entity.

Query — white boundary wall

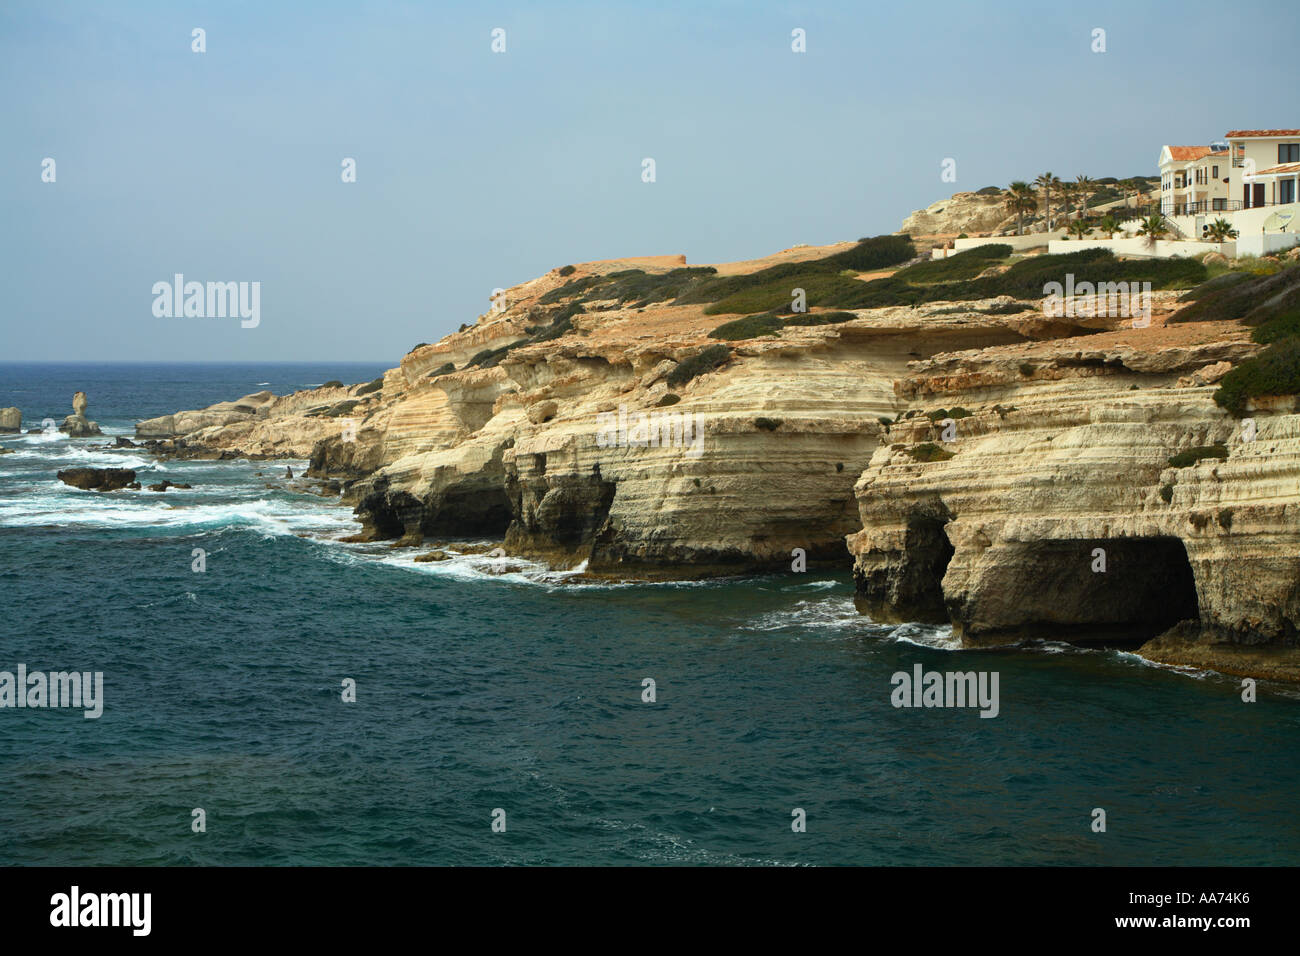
[952,232,1065,253]
[1236,232,1300,258]
[1046,238,1235,259]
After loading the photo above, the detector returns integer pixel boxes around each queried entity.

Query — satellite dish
[1262,211,1295,232]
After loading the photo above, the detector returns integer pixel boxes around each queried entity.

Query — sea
[1,362,1298,865]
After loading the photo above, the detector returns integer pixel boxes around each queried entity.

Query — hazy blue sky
[2,0,1297,362]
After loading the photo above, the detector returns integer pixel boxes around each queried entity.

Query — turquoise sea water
[1,363,1298,866]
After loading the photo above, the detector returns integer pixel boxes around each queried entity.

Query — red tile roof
[1166,146,1212,161]
[1226,129,1300,138]
[1249,162,1300,177]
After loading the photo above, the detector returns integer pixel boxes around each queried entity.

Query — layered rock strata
[136,248,1300,679]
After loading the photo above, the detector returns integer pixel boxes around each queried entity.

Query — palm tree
[1068,219,1092,241]
[1136,214,1169,246]
[1035,173,1060,229]
[1059,182,1078,221]
[1005,181,1037,236]
[1205,218,1239,242]
[1122,178,1147,210]
[1075,175,1096,217]
[1098,213,1120,237]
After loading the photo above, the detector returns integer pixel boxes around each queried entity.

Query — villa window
[1281,179,1297,205]
[1212,198,1226,210]
[1212,165,1219,178]
[1279,144,1300,164]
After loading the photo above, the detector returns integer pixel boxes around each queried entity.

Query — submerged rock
[57,468,136,491]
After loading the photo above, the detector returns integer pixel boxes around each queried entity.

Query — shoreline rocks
[59,391,102,438]
[57,468,137,491]
[127,246,1300,681]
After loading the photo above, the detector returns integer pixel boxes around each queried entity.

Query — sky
[2,0,1298,362]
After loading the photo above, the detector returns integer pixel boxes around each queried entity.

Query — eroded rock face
[60,391,102,437]
[899,191,1013,237]
[847,322,1300,676]
[136,244,1300,678]
[0,407,20,433]
[58,467,136,491]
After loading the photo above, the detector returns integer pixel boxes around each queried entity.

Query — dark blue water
[2,364,1298,865]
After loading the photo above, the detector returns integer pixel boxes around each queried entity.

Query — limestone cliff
[899,191,1015,237]
[138,245,1300,681]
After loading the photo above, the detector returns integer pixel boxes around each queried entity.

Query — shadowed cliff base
[857,532,1200,647]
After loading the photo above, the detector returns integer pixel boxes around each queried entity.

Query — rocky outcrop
[58,468,136,491]
[0,407,20,433]
[846,316,1300,678]
[899,191,1014,237]
[60,391,102,437]
[140,244,1300,679]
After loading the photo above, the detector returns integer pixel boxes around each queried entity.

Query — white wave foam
[0,491,358,536]
[1113,650,1214,680]
[743,595,879,634]
[887,621,964,650]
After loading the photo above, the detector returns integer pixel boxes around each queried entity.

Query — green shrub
[820,235,917,272]
[558,264,576,276]
[982,301,1034,314]
[976,186,1002,196]
[602,267,718,306]
[1167,444,1229,468]
[907,443,955,462]
[708,313,783,340]
[468,344,517,368]
[307,399,359,418]
[877,416,893,427]
[783,311,858,326]
[1159,483,1174,503]
[538,275,601,304]
[1176,271,1252,302]
[754,417,782,431]
[926,407,972,421]
[1251,309,1300,345]
[1172,265,1300,324]
[427,363,456,378]
[355,377,384,396]
[701,272,866,315]
[322,380,343,389]
[674,236,914,309]
[667,344,731,387]
[893,244,1011,284]
[1214,338,1300,415]
[656,393,681,407]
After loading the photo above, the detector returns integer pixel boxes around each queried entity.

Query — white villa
[1158,144,1230,216]
[940,125,1300,261]
[1157,129,1300,253]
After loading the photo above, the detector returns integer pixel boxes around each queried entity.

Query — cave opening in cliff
[908,516,955,621]
[966,536,1200,646]
[854,513,956,624]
